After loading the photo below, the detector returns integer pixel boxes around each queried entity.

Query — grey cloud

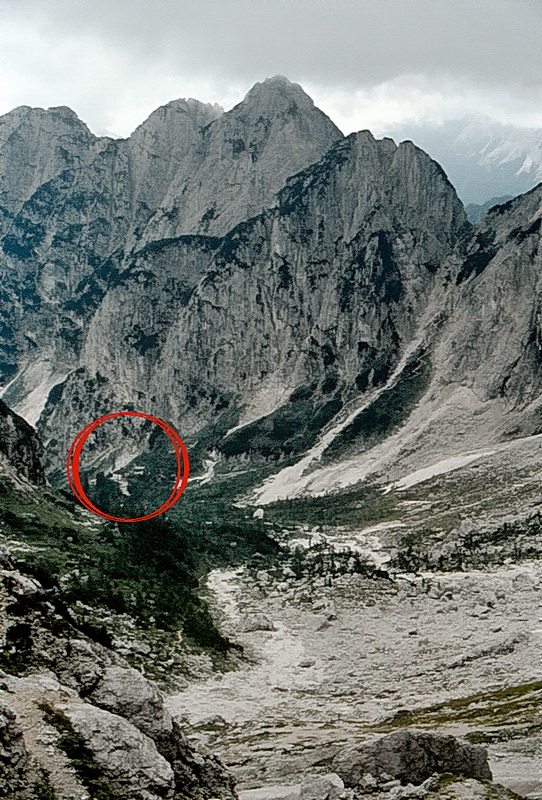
[8,0,540,87]
[0,0,540,135]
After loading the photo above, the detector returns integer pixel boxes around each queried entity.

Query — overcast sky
[0,0,540,138]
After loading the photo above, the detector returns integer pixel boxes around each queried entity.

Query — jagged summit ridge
[130,96,224,139]
[0,76,343,423]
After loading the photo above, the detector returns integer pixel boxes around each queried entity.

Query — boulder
[0,570,42,599]
[332,729,492,787]
[86,667,236,796]
[58,638,107,693]
[298,772,344,800]
[88,665,173,740]
[241,614,277,632]
[60,702,175,800]
[239,787,299,800]
[192,713,228,729]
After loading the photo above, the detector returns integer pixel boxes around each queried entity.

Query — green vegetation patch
[0,476,279,664]
[218,390,343,462]
[391,512,542,573]
[374,680,542,732]
[263,483,398,528]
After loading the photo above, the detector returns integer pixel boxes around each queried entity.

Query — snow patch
[386,450,496,492]
[250,336,429,505]
[14,365,71,427]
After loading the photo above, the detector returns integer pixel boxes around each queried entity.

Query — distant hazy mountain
[382,116,542,205]
[464,195,513,224]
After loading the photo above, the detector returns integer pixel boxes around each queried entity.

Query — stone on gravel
[239,786,300,800]
[332,729,492,787]
[241,614,277,632]
[298,772,344,800]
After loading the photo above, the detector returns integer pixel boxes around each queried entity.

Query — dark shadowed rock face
[0,399,45,484]
[0,701,33,799]
[332,729,492,787]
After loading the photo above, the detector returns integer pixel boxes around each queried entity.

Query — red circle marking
[66,412,189,522]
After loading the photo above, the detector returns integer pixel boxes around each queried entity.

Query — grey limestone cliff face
[36,127,468,472]
[0,398,45,484]
[142,75,344,241]
[0,77,341,399]
[2,76,542,489]
[438,185,542,409]
[0,104,99,220]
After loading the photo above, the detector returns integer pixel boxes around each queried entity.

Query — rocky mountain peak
[136,76,343,240]
[0,103,93,136]
[130,96,223,141]
[231,75,339,134]
[0,103,99,219]
[45,105,89,124]
[241,74,319,112]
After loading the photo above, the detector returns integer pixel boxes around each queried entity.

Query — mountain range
[0,75,541,518]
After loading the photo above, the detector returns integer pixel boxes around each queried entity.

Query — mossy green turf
[374,680,542,734]
[263,483,398,527]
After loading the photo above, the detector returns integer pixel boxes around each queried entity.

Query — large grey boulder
[61,701,176,800]
[332,729,492,787]
[87,666,236,797]
[238,787,299,800]
[298,772,344,800]
[88,665,173,740]
[57,638,108,694]
[241,614,277,632]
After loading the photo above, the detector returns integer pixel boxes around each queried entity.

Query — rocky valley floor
[168,553,542,798]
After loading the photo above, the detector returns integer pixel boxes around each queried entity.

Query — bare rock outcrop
[0,399,45,485]
[0,700,34,799]
[87,664,173,741]
[60,701,176,800]
[0,555,238,799]
[332,729,492,787]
